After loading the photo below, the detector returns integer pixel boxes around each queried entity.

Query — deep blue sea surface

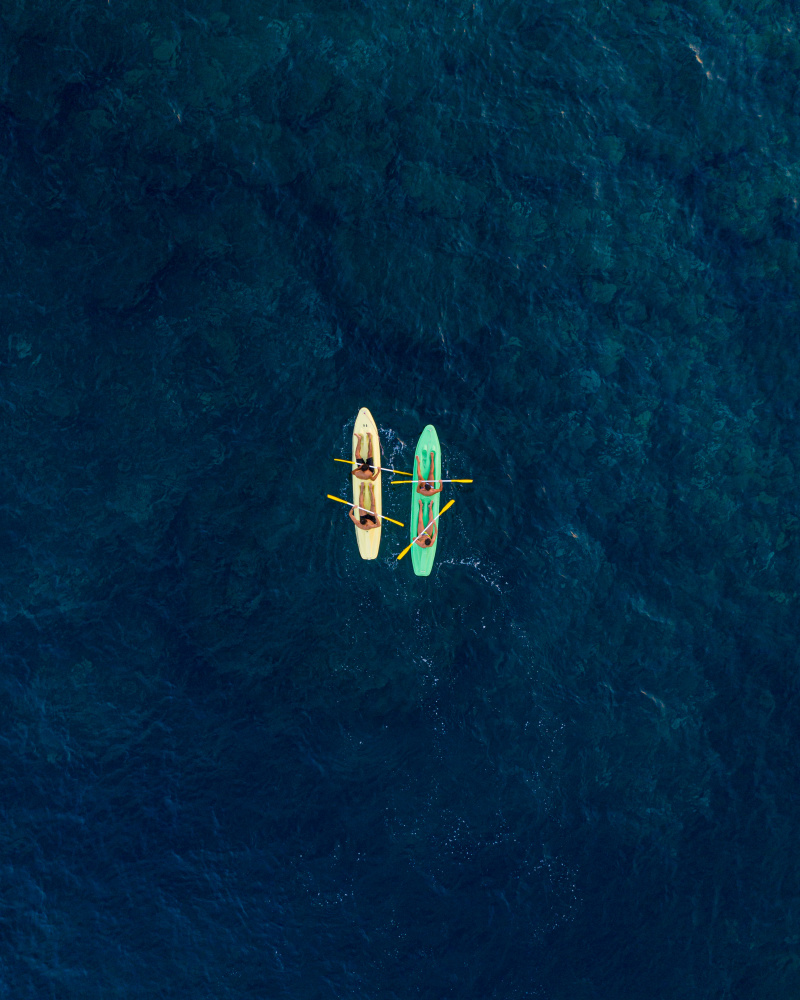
[2,0,799,996]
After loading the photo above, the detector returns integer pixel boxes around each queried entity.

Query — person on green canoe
[414,499,437,547]
[352,433,380,481]
[349,483,380,531]
[415,451,443,496]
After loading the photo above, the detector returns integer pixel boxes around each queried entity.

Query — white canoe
[352,407,382,560]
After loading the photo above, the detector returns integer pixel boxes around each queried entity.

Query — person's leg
[367,484,375,514]
[417,499,425,535]
[359,484,366,512]
[428,450,436,485]
[366,434,373,463]
[425,496,438,533]
[354,433,364,463]
[416,456,427,492]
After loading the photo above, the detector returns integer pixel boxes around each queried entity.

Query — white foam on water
[437,555,504,592]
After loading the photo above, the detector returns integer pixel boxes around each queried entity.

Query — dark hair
[424,537,432,546]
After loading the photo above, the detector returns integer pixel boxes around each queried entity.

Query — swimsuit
[360,513,377,525]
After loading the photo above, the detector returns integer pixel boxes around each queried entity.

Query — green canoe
[410,425,441,577]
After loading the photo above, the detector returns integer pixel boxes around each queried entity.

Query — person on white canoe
[352,433,380,481]
[349,483,380,531]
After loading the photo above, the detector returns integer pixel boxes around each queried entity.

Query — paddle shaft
[397,499,455,561]
[391,479,473,484]
[326,494,404,528]
[334,457,411,476]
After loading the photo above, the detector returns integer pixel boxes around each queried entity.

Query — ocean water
[1,0,799,996]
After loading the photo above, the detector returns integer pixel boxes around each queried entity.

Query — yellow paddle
[391,479,473,484]
[333,457,412,475]
[326,494,404,527]
[397,499,455,561]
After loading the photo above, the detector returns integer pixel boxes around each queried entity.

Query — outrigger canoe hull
[353,408,382,560]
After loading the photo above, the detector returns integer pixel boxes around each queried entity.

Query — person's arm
[348,507,359,525]
[430,484,443,495]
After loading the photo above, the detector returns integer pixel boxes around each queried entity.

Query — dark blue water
[2,0,799,996]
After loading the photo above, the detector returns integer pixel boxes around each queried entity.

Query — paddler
[352,432,380,481]
[414,499,437,548]
[415,451,443,496]
[349,483,380,531]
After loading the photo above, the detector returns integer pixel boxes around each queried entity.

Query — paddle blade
[327,494,350,505]
[439,499,456,516]
[397,542,413,561]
